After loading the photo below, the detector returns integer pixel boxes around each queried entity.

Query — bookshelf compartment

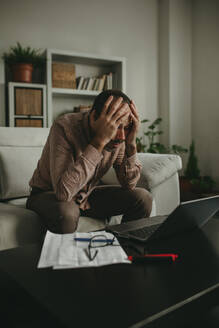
[15,118,43,127]
[15,87,43,116]
[8,82,47,127]
[47,49,126,126]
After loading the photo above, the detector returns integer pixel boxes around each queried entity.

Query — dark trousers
[26,186,152,234]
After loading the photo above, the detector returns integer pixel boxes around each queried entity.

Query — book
[94,78,100,91]
[81,78,88,90]
[92,78,98,90]
[87,77,94,90]
[106,72,113,90]
[76,76,84,90]
[98,75,107,91]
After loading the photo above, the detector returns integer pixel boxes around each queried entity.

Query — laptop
[106,196,219,243]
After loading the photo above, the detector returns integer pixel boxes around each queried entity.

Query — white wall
[1,0,218,186]
[0,0,159,129]
[192,0,219,185]
[159,0,192,171]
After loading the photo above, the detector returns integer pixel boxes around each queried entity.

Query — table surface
[1,219,219,328]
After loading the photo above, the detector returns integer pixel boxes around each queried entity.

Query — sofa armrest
[101,153,182,216]
[101,153,182,189]
[136,153,182,190]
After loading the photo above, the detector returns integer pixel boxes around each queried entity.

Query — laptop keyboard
[128,223,161,239]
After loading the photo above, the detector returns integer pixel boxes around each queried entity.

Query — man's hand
[90,96,129,152]
[125,100,140,156]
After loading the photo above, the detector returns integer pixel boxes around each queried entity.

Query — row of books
[76,72,113,92]
[74,105,92,112]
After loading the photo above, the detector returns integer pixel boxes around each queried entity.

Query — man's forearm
[125,144,137,157]
[90,137,105,153]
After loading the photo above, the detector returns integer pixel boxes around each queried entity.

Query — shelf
[47,48,126,127]
[9,82,46,89]
[14,115,44,118]
[49,48,125,66]
[52,88,100,97]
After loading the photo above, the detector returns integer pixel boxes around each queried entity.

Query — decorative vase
[12,63,33,83]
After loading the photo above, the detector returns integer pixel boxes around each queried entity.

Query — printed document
[38,231,131,269]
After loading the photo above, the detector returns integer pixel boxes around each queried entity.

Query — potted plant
[136,117,188,155]
[180,140,215,194]
[2,42,45,83]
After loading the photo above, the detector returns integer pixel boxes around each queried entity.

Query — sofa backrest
[0,127,50,200]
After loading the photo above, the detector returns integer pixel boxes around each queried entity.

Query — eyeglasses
[86,234,119,261]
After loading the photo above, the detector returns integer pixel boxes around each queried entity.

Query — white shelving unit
[8,82,47,127]
[46,48,126,127]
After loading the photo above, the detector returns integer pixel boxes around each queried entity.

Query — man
[26,89,152,233]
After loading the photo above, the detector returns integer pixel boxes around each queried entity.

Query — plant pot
[12,63,33,83]
[179,176,193,193]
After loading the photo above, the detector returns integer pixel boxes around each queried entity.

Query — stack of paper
[38,231,131,269]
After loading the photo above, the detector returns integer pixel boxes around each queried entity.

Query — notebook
[106,196,219,243]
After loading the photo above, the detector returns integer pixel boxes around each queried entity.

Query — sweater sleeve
[49,123,103,201]
[113,144,142,189]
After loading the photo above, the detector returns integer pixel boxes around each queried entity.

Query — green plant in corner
[184,140,200,179]
[136,117,188,155]
[182,140,216,194]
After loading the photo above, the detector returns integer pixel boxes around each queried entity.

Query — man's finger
[115,112,130,126]
[101,95,114,116]
[107,97,124,118]
[130,102,139,120]
[112,103,130,122]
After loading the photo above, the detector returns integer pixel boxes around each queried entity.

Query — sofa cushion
[5,197,28,208]
[0,127,49,147]
[0,127,50,200]
[0,146,43,200]
[0,202,46,251]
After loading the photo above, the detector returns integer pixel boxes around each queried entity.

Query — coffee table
[1,218,219,327]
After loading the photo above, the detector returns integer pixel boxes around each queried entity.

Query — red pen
[128,253,179,263]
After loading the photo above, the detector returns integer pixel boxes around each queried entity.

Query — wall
[192,0,219,186]
[1,0,218,186]
[159,0,192,170]
[0,0,159,131]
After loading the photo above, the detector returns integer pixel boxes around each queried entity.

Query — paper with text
[38,231,131,269]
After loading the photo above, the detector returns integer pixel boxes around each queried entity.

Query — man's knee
[58,201,80,233]
[130,187,153,217]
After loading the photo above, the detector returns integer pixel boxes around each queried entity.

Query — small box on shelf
[15,118,43,127]
[74,105,92,113]
[52,62,76,89]
[15,88,43,116]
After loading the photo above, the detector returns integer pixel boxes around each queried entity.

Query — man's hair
[91,89,131,119]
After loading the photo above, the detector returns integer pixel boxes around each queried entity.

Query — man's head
[90,89,133,150]
[91,89,131,119]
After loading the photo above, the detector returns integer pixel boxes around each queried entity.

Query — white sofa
[0,127,182,251]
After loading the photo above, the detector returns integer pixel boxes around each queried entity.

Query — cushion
[0,127,49,147]
[0,202,46,251]
[6,197,28,208]
[0,127,50,200]
[0,146,43,200]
